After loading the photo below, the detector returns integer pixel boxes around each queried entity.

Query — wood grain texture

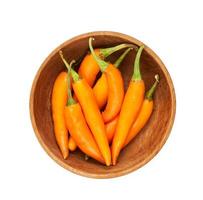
[30,31,176,178]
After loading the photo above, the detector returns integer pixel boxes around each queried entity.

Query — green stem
[114,47,132,68]
[100,43,134,58]
[132,45,145,81]
[66,61,76,106]
[145,74,159,100]
[59,50,80,82]
[89,37,109,72]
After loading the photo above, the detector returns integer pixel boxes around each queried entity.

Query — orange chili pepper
[78,44,132,87]
[51,71,69,159]
[89,38,125,123]
[65,104,104,164]
[61,55,104,164]
[93,73,108,109]
[93,48,132,109]
[79,43,133,87]
[105,115,119,144]
[124,75,159,147]
[68,136,77,151]
[112,45,145,165]
[60,51,110,166]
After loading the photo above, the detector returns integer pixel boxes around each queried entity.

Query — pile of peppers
[51,38,159,166]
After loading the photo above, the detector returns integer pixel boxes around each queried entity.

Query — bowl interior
[31,32,175,178]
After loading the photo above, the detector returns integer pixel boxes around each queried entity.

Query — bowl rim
[29,31,176,179]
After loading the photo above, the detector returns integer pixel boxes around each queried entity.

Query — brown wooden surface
[29,31,176,178]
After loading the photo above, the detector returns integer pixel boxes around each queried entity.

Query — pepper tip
[62,151,69,159]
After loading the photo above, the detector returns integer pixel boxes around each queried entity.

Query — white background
[0,0,202,199]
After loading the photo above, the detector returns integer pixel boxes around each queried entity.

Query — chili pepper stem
[89,37,109,72]
[114,47,133,68]
[132,45,145,81]
[59,50,80,82]
[145,74,159,100]
[67,61,76,106]
[100,43,134,58]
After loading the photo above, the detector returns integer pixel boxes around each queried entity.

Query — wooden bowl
[30,31,176,178]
